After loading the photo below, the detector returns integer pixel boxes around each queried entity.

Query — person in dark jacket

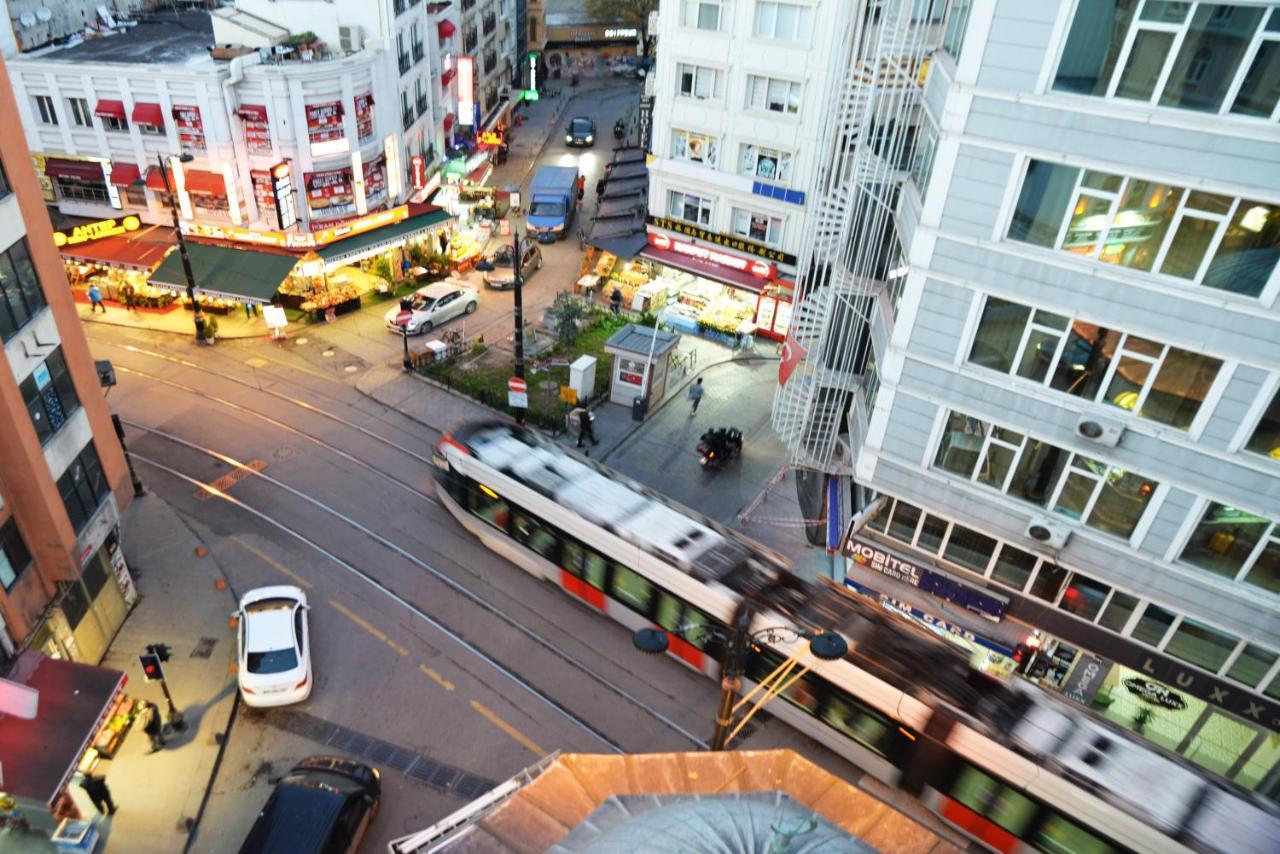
[80,774,116,814]
[143,701,165,753]
[610,287,623,315]
[574,407,598,448]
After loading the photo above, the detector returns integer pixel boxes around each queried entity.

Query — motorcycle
[613,120,625,140]
[697,427,743,471]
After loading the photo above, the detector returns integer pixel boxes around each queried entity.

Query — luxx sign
[53,215,141,247]
[647,215,798,266]
[647,231,777,279]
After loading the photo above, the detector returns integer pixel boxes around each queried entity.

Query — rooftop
[39,12,214,66]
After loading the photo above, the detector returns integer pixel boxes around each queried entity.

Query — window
[1029,563,1068,602]
[667,190,713,226]
[19,348,80,444]
[34,95,57,125]
[139,121,164,137]
[68,97,91,127]
[0,517,32,590]
[1059,575,1111,621]
[949,765,1037,836]
[934,411,1159,539]
[1179,502,1278,593]
[745,74,801,114]
[1130,602,1176,646]
[57,443,109,533]
[677,63,724,100]
[671,129,718,167]
[916,513,948,553]
[740,144,793,183]
[753,1,813,42]
[1226,644,1277,688]
[910,116,939,192]
[942,0,973,58]
[991,544,1038,589]
[967,295,1222,430]
[941,525,997,573]
[730,207,783,247]
[0,239,46,343]
[513,512,559,562]
[886,500,921,543]
[1164,618,1240,672]
[1008,160,1279,298]
[1245,390,1279,461]
[102,115,128,132]
[610,564,652,613]
[1097,590,1139,633]
[562,541,608,588]
[682,0,727,31]
[1033,814,1116,854]
[468,483,510,531]
[1053,1,1277,118]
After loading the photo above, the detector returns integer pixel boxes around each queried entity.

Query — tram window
[611,564,653,613]
[469,484,510,532]
[680,605,717,650]
[562,541,585,578]
[655,593,683,631]
[1033,814,1114,854]
[561,541,607,588]
[950,766,1036,836]
[779,674,820,713]
[582,552,607,589]
[513,513,560,562]
[822,694,893,758]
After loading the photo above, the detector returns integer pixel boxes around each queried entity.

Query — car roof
[238,782,348,854]
[571,116,593,125]
[419,282,463,298]
[240,585,304,608]
[244,607,296,652]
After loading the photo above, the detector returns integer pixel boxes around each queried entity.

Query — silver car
[483,239,543,289]
[385,281,478,335]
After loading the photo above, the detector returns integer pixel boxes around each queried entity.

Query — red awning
[145,166,168,192]
[441,67,456,87]
[237,104,267,121]
[179,169,227,196]
[639,245,770,294]
[442,112,455,130]
[44,158,105,182]
[61,234,172,271]
[109,162,141,186]
[93,99,126,119]
[131,102,163,126]
[437,20,456,38]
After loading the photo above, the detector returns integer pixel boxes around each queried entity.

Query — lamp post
[477,229,526,424]
[634,612,848,751]
[155,153,204,341]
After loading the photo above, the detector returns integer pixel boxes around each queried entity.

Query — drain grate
[190,637,218,659]
[263,709,496,799]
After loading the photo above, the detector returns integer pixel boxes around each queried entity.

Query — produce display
[697,296,755,334]
[449,232,483,264]
[300,283,361,312]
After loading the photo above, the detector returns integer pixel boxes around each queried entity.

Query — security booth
[602,323,679,410]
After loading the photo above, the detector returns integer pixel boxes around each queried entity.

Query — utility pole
[711,606,754,751]
[511,228,526,425]
[156,153,204,341]
[111,414,145,497]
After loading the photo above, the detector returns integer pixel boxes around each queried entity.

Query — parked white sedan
[385,281,478,335]
[235,585,312,708]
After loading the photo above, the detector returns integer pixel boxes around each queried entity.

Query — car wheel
[536,256,543,270]
[419,321,433,334]
[464,301,477,314]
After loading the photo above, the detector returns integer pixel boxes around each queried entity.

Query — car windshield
[571,119,592,134]
[530,200,565,216]
[247,648,298,674]
[412,295,438,311]
[492,246,516,266]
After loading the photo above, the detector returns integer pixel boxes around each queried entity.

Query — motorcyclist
[614,119,625,139]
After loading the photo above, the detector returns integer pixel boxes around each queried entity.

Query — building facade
[0,54,136,670]
[775,0,1280,795]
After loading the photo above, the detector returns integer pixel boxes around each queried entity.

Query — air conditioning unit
[338,25,362,54]
[1025,515,1070,550]
[1075,414,1125,447]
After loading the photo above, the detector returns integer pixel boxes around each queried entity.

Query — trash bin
[631,396,647,422]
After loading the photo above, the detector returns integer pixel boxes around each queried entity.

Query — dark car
[565,116,596,147]
[483,239,543,289]
[238,756,381,854]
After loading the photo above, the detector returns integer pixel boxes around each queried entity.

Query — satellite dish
[36,7,53,22]
[19,12,35,27]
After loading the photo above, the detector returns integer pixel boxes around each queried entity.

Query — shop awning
[93,99,126,119]
[149,241,299,303]
[109,162,141,186]
[437,19,456,38]
[44,158,105,182]
[441,67,456,87]
[317,208,453,266]
[442,112,455,131]
[61,233,172,271]
[640,244,773,294]
[179,169,227,196]
[0,652,126,806]
[237,104,267,121]
[131,102,164,126]
[144,166,169,192]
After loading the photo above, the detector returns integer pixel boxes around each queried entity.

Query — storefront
[148,241,302,316]
[57,219,175,309]
[544,22,642,74]
[42,157,112,207]
[434,152,504,270]
[144,165,230,219]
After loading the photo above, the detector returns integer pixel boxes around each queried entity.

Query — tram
[433,420,1280,854]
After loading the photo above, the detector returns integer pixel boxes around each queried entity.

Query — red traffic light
[139,652,164,682]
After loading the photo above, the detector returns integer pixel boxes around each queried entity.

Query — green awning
[148,242,299,304]
[317,209,454,266]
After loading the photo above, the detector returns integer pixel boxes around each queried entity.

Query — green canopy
[148,242,300,304]
[317,209,454,266]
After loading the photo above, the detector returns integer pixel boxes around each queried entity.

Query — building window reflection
[1244,389,1279,462]
[1179,502,1279,593]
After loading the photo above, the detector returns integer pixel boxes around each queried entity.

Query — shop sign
[384,135,402,199]
[362,153,388,200]
[1124,676,1188,710]
[457,57,475,126]
[477,131,503,146]
[845,535,1009,620]
[173,104,205,153]
[306,101,345,144]
[239,104,271,154]
[647,232,778,280]
[1061,655,1112,706]
[354,91,375,141]
[411,155,426,190]
[31,154,56,202]
[181,205,411,249]
[53,215,141,247]
[529,51,539,91]
[605,27,639,38]
[271,162,297,231]
[107,530,137,605]
[647,215,797,266]
[843,577,1013,655]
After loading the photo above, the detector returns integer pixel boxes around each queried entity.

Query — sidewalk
[73,294,270,340]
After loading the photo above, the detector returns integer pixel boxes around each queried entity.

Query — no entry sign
[508,377,528,409]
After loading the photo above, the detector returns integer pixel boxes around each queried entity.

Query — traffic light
[139,652,164,682]
[148,643,172,662]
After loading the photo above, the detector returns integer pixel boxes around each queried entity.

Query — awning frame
[93,99,126,120]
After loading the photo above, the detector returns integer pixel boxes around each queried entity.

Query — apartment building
[774,0,1280,795]
[0,54,136,669]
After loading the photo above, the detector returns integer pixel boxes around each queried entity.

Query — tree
[550,292,587,349]
[585,0,660,55]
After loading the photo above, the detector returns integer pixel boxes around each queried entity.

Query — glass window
[1165,618,1239,672]
[745,75,801,114]
[1202,200,1280,298]
[910,115,939,192]
[68,97,91,127]
[740,144,793,182]
[1131,602,1176,646]
[866,502,890,533]
[753,1,813,41]
[969,297,1030,373]
[917,514,949,554]
[1059,575,1111,621]
[991,545,1037,589]
[1035,813,1116,854]
[942,526,997,574]
[935,412,986,477]
[611,564,652,613]
[1009,161,1080,247]
[19,348,80,444]
[1078,464,1157,538]
[513,513,559,561]
[34,95,57,125]
[668,190,713,226]
[1131,346,1221,428]
[887,501,921,543]
[823,692,894,757]
[655,593,683,631]
[1231,40,1280,117]
[1160,5,1267,112]
[1160,210,1222,281]
[1225,643,1276,687]
[948,765,1035,834]
[1053,0,1139,96]
[0,239,47,342]
[1116,29,1176,100]
[0,517,33,590]
[469,484,509,531]
[677,63,724,100]
[1244,390,1279,461]
[56,443,109,533]
[730,208,783,247]
[682,0,726,31]
[680,605,717,650]
[1179,502,1275,583]
[1097,591,1139,632]
[1029,563,1068,602]
[671,129,718,167]
[1010,440,1070,508]
[942,0,974,58]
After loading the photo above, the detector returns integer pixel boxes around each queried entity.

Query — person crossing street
[688,377,705,414]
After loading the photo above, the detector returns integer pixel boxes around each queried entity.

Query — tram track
[126,423,709,752]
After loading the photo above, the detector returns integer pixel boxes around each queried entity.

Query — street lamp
[476,230,527,425]
[634,611,848,751]
[153,153,204,341]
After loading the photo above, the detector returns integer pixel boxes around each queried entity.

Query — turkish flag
[778,334,807,387]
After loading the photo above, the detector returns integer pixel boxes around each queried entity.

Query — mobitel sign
[53,216,141,247]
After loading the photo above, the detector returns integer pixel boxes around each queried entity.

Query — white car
[385,281,478,335]
[236,585,312,708]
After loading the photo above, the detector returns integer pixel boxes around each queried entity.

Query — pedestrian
[595,177,605,202]
[79,773,116,815]
[610,286,622,315]
[120,282,136,312]
[87,283,106,313]
[142,701,165,753]
[688,377,704,415]
[577,225,586,251]
[574,407,598,448]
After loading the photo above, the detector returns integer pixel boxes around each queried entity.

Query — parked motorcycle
[697,427,743,471]
[613,120,625,140]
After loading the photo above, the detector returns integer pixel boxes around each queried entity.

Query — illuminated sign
[271,162,297,230]
[411,155,426,190]
[222,162,242,225]
[351,149,367,215]
[647,231,778,280]
[384,135,402,199]
[182,205,411,249]
[605,28,638,38]
[646,216,797,266]
[457,56,475,126]
[529,51,538,90]
[477,131,503,145]
[53,215,141,247]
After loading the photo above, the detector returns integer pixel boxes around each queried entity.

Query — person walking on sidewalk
[79,773,116,815]
[87,284,106,313]
[574,407,598,448]
[610,286,623,315]
[120,282,136,312]
[688,377,704,415]
[143,701,165,753]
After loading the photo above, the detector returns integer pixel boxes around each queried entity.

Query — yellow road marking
[470,700,546,757]
[329,600,390,643]
[419,664,455,692]
[195,459,267,501]
[387,640,409,656]
[245,357,269,368]
[231,536,313,589]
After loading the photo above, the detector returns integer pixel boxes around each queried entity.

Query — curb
[78,313,265,340]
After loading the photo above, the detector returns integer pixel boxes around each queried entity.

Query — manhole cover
[190,637,218,659]
[343,364,359,373]
[273,446,298,461]
[322,349,336,357]
[295,337,308,345]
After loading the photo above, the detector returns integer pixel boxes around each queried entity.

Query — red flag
[778,334,806,387]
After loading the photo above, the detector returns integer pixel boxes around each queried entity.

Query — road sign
[508,377,528,409]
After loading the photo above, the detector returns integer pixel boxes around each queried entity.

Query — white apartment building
[773,0,1280,796]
